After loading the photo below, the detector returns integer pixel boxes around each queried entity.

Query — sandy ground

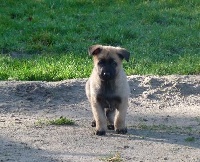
[0,75,200,162]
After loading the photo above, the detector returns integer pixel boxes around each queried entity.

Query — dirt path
[0,75,200,162]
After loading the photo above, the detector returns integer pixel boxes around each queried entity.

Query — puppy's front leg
[91,101,107,135]
[114,98,128,134]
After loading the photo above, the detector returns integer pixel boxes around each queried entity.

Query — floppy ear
[88,44,103,56]
[117,48,130,62]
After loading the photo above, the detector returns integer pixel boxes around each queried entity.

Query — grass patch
[49,116,75,125]
[35,116,75,126]
[0,0,199,80]
[184,137,196,142]
[100,152,123,162]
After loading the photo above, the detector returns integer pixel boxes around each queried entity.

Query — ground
[0,75,200,162]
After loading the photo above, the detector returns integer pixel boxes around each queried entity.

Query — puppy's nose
[103,72,110,77]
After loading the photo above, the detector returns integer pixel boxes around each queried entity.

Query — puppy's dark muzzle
[103,72,110,78]
[97,58,117,81]
[100,72,115,81]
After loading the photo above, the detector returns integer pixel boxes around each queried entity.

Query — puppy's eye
[98,60,106,66]
[111,61,117,66]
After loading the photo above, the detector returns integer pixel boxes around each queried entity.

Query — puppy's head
[88,44,130,81]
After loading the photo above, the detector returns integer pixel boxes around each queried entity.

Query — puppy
[85,45,130,135]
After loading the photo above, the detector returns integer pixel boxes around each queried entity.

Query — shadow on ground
[127,128,200,149]
[0,137,56,162]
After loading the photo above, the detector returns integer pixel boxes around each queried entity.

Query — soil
[0,75,200,162]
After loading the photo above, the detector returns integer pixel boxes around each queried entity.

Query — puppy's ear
[117,48,130,62]
[88,45,103,56]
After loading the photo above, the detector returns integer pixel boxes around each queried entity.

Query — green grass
[0,53,92,81]
[0,0,199,81]
[49,116,75,125]
[35,116,75,126]
[100,152,123,162]
[184,136,196,142]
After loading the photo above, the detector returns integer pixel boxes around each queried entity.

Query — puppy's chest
[97,81,121,109]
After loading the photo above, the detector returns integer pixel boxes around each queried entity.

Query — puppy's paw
[95,130,106,136]
[107,124,114,130]
[116,128,127,134]
[91,120,96,127]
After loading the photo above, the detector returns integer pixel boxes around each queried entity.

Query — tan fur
[85,45,130,135]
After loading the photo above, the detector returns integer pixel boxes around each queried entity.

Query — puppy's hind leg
[91,119,96,127]
[106,109,115,130]
[91,109,114,130]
